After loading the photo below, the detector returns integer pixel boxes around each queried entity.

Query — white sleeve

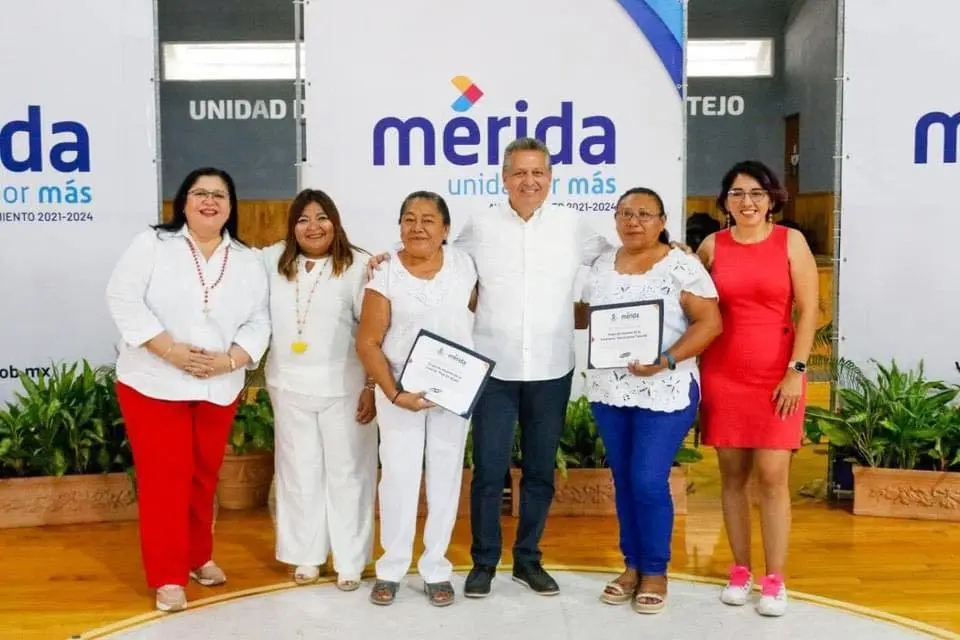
[233,253,272,369]
[349,253,369,321]
[577,213,615,267]
[451,211,478,258]
[365,254,392,299]
[674,253,719,299]
[105,231,165,347]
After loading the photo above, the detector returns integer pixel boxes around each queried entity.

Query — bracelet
[160,344,174,360]
[391,389,402,404]
[228,355,237,372]
[364,380,376,391]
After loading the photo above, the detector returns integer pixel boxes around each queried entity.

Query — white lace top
[583,248,718,412]
[365,246,478,378]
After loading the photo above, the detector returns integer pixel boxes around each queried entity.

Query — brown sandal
[424,581,455,607]
[369,580,399,605]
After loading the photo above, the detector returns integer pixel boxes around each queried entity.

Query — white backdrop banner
[839,0,960,383]
[0,0,160,402]
[302,0,686,255]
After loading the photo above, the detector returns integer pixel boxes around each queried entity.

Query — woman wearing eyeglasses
[697,161,819,617]
[576,187,722,614]
[106,167,270,612]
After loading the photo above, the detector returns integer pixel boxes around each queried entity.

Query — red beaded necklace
[184,236,230,315]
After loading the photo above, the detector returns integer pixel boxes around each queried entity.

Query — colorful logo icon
[450,75,484,112]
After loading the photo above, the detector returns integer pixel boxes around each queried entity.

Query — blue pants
[470,370,574,567]
[590,380,699,575]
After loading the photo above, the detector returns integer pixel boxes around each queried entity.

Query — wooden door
[783,114,800,221]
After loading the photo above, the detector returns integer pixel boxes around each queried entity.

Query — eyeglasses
[615,209,661,223]
[727,189,769,202]
[188,189,228,201]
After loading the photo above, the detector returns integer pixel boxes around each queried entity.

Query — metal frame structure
[680,0,689,243]
[826,0,849,501]
[293,0,306,191]
[152,0,163,221]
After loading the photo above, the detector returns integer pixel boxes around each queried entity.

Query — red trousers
[116,382,238,588]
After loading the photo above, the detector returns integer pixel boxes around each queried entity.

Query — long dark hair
[616,187,670,244]
[277,189,365,281]
[398,190,451,245]
[154,167,244,245]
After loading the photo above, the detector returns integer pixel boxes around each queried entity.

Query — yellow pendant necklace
[292,255,330,354]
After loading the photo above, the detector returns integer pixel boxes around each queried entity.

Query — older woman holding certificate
[576,187,722,614]
[356,191,479,608]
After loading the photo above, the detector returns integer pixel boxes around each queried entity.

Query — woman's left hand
[186,350,233,378]
[627,357,666,377]
[772,370,804,419]
[356,388,376,424]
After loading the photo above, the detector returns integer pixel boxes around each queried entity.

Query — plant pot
[852,466,960,522]
[509,467,689,517]
[216,448,275,510]
[0,473,138,529]
[374,468,473,519]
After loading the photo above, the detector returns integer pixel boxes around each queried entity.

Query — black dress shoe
[464,564,496,598]
[512,562,559,595]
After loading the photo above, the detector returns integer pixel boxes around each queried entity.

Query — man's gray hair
[502,137,552,173]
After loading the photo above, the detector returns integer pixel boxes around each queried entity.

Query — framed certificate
[397,330,496,419]
[586,300,665,369]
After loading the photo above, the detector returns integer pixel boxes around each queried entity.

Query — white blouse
[365,246,478,378]
[106,226,271,406]
[262,242,368,398]
[583,248,718,412]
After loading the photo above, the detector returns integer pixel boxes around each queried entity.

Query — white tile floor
[108,571,929,639]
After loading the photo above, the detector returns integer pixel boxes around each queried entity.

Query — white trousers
[374,388,469,583]
[270,386,378,580]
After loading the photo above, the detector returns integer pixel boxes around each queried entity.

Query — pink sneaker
[756,573,788,616]
[719,565,753,606]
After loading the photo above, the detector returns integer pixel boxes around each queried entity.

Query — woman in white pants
[263,189,378,591]
[357,191,478,607]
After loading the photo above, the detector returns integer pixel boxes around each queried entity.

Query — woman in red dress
[697,161,819,618]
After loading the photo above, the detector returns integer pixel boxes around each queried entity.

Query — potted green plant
[217,387,275,510]
[0,361,137,529]
[805,360,960,521]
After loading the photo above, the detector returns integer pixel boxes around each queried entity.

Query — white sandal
[632,591,666,614]
[294,565,320,585]
[599,579,636,605]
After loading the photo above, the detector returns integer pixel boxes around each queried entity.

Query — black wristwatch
[789,360,807,374]
[662,351,677,370]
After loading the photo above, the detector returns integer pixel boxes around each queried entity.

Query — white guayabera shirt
[454,201,612,382]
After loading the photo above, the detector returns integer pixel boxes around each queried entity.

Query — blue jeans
[469,370,574,567]
[590,380,699,575]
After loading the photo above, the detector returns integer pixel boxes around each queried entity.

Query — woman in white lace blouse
[576,187,722,614]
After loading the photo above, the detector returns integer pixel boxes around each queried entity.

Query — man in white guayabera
[457,137,612,597]
[369,137,613,596]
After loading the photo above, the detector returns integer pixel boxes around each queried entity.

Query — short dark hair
[716,160,788,217]
[154,167,244,245]
[616,187,670,245]
[398,190,452,244]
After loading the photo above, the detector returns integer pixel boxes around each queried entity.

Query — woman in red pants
[697,161,818,618]
[106,167,270,612]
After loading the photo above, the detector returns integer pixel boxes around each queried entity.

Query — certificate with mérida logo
[587,301,664,369]
[397,330,496,419]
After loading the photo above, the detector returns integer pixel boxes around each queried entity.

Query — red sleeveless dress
[699,225,804,449]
